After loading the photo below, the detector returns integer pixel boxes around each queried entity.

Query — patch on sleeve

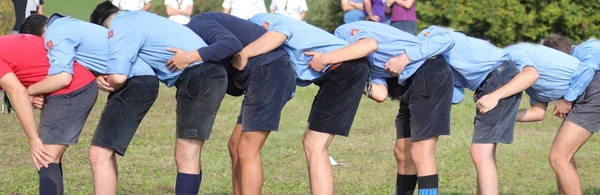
[424,32,431,37]
[351,29,359,36]
[108,30,113,39]
[46,40,54,49]
[263,22,270,30]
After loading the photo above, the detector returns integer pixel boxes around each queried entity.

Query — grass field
[1,1,598,194]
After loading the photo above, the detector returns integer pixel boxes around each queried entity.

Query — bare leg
[228,124,243,195]
[237,130,271,195]
[89,146,118,195]
[549,121,591,195]
[302,128,335,195]
[395,138,417,175]
[410,137,438,176]
[470,143,498,195]
[175,138,204,174]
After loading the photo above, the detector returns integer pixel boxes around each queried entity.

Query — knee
[470,146,493,164]
[409,145,433,164]
[302,136,327,156]
[88,147,113,166]
[394,144,410,163]
[548,151,566,169]
[228,137,238,154]
[175,150,198,165]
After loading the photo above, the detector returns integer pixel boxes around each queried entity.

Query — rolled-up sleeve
[106,24,144,76]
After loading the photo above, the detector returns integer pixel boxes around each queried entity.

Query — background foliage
[0,0,15,35]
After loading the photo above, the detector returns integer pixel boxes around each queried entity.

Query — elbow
[108,74,127,86]
[371,94,387,103]
[58,76,72,89]
[532,111,546,122]
[366,38,378,53]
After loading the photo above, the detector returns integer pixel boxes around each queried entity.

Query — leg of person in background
[549,121,591,195]
[228,124,243,195]
[394,138,417,195]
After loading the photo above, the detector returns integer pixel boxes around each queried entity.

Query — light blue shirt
[108,11,207,87]
[334,21,425,86]
[417,26,510,103]
[249,13,349,86]
[505,43,596,104]
[572,39,600,70]
[45,16,154,77]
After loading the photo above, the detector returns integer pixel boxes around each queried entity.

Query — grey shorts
[473,61,522,144]
[566,72,600,134]
[236,57,296,131]
[91,76,159,156]
[175,62,228,140]
[39,81,98,145]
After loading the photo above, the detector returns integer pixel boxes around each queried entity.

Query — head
[543,34,573,54]
[20,14,48,37]
[90,1,120,27]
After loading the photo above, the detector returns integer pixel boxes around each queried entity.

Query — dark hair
[543,34,573,54]
[90,1,119,25]
[19,14,48,36]
[386,77,407,101]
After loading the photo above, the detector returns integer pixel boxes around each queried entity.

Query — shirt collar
[47,13,69,27]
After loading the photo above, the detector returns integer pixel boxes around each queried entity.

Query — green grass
[1,86,599,194]
[5,1,596,194]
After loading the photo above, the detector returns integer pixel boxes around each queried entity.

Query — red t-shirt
[0,34,95,96]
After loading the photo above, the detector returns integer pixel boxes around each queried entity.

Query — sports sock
[396,174,417,195]
[39,163,63,195]
[175,172,202,195]
[417,174,438,195]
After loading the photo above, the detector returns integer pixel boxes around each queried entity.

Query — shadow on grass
[545,188,600,195]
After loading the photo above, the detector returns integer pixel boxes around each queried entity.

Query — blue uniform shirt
[334,21,425,86]
[417,26,510,103]
[45,15,153,77]
[572,39,600,70]
[505,43,596,104]
[108,11,207,87]
[249,13,349,86]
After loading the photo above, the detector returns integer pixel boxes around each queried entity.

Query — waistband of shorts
[48,80,96,98]
[484,60,517,80]
[127,75,159,84]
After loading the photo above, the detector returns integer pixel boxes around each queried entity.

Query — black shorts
[39,81,97,145]
[91,76,159,156]
[236,57,296,131]
[307,58,370,136]
[395,56,453,141]
[175,62,227,140]
[566,72,600,134]
[473,61,522,144]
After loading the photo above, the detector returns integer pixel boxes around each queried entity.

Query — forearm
[10,88,39,141]
[299,12,306,21]
[240,31,287,58]
[363,0,374,17]
[181,6,193,16]
[351,2,364,10]
[367,83,388,103]
[37,5,43,14]
[27,73,73,96]
[395,0,414,8]
[490,66,538,99]
[321,38,377,64]
[107,74,127,91]
[142,3,152,11]
[516,103,546,122]
[342,0,354,11]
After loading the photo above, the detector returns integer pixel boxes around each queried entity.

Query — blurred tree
[0,0,15,35]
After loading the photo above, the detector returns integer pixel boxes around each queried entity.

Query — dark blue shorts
[236,57,296,131]
[395,56,453,141]
[473,61,522,144]
[175,62,228,140]
[566,72,600,134]
[391,20,417,35]
[91,76,159,156]
[308,58,370,136]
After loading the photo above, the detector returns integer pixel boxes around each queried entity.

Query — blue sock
[39,163,63,195]
[417,174,438,195]
[175,172,202,195]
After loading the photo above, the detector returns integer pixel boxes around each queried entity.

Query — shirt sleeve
[259,15,293,42]
[106,24,144,76]
[222,0,232,8]
[299,0,308,12]
[0,58,13,80]
[564,63,596,101]
[333,25,369,44]
[452,86,464,104]
[46,37,78,76]
[192,15,243,62]
[404,27,455,63]
[505,48,537,71]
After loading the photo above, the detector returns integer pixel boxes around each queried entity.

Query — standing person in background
[31,0,43,15]
[112,0,152,11]
[222,0,266,20]
[269,0,308,21]
[165,0,193,24]
[387,0,417,35]
[363,0,384,23]
[341,0,363,23]
[11,0,27,34]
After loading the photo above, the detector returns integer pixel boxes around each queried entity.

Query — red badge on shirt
[351,29,359,36]
[263,22,270,30]
[46,40,54,49]
[108,30,114,39]
[424,32,431,37]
